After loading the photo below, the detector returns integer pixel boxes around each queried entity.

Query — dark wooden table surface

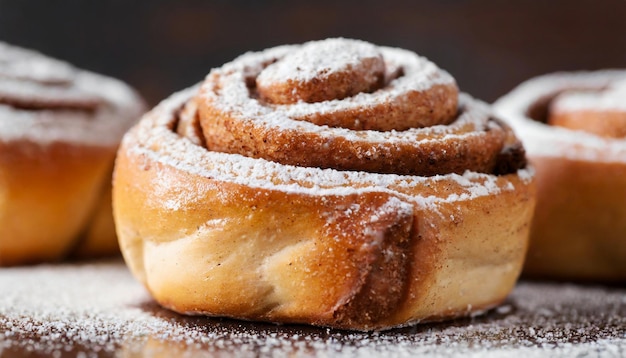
[1,260,625,357]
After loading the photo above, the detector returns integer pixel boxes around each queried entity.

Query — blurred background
[1,0,624,105]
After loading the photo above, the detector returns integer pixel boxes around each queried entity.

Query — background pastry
[0,42,144,266]
[494,70,626,281]
[114,38,535,330]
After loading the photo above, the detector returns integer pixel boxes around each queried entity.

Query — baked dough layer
[114,39,535,330]
[494,70,626,280]
[0,42,144,265]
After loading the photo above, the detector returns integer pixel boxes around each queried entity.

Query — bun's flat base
[1,260,625,357]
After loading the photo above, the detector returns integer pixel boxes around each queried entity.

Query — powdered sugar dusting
[552,78,626,112]
[201,41,458,139]
[257,38,383,84]
[0,42,144,146]
[192,39,520,177]
[367,196,413,226]
[0,42,75,84]
[494,70,626,163]
[126,87,528,216]
[1,260,625,356]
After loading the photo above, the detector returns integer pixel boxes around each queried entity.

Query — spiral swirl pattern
[494,70,626,280]
[194,38,523,176]
[115,39,534,330]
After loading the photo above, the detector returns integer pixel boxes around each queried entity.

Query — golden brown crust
[114,123,534,330]
[114,39,535,330]
[0,42,144,266]
[115,154,415,328]
[0,141,114,265]
[72,186,120,258]
[525,157,626,280]
[494,70,626,281]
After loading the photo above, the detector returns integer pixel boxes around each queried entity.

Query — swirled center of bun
[256,38,385,104]
[549,80,626,139]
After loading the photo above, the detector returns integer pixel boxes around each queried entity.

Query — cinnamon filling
[526,83,626,139]
[181,38,526,176]
[256,39,386,104]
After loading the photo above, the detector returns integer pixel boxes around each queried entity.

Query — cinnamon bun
[114,38,535,330]
[0,42,144,266]
[494,70,626,281]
